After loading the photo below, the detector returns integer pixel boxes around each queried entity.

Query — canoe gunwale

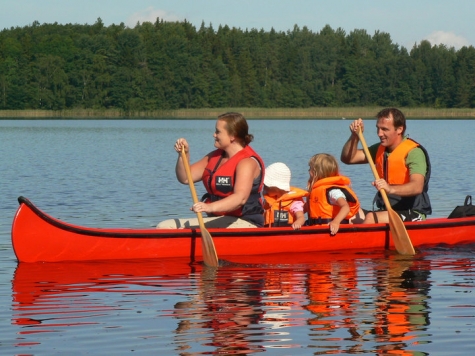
[17,196,196,239]
[16,195,388,238]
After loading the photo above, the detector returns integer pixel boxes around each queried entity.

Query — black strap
[206,152,225,188]
[464,195,472,206]
[308,218,350,225]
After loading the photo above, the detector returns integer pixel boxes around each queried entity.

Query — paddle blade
[200,228,219,267]
[387,208,416,255]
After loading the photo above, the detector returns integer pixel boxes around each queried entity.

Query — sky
[2,0,474,50]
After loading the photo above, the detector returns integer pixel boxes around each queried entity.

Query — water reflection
[173,267,268,354]
[370,257,431,355]
[12,259,197,335]
[197,253,430,354]
[8,252,447,354]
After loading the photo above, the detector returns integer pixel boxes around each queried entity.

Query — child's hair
[307,153,339,191]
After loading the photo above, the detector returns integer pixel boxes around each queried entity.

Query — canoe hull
[11,196,475,263]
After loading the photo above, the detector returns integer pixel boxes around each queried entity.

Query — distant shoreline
[1,107,474,119]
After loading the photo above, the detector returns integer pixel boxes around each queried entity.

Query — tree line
[1,18,475,112]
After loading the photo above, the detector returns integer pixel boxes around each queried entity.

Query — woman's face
[213,119,233,149]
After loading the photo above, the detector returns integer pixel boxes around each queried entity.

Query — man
[340,108,431,223]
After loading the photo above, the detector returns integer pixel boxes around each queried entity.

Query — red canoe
[11,196,475,263]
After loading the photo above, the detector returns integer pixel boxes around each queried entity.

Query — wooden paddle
[357,128,416,255]
[181,147,219,267]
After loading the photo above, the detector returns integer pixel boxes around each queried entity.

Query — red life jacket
[201,145,265,217]
[263,187,308,227]
[308,175,360,222]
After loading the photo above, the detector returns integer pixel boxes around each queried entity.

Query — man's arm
[341,118,369,164]
[341,135,368,164]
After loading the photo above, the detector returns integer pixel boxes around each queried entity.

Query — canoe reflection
[12,258,198,328]
[11,252,432,354]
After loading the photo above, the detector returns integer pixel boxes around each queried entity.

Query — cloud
[126,7,181,27]
[424,31,470,49]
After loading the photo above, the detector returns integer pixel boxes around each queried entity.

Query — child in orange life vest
[307,153,362,235]
[262,162,308,230]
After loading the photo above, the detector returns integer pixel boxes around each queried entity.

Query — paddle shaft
[180,147,219,267]
[357,131,393,208]
[357,128,416,255]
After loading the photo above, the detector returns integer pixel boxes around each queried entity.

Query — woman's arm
[174,138,208,184]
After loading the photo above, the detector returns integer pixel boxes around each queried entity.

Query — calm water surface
[1,119,474,355]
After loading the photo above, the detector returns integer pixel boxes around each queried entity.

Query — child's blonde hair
[307,153,340,191]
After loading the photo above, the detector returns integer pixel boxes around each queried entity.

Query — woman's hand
[175,138,191,184]
[175,138,189,154]
[192,202,212,214]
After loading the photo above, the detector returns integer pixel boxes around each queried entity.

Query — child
[263,162,308,230]
[307,153,362,235]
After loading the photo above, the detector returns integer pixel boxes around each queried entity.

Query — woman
[157,112,265,228]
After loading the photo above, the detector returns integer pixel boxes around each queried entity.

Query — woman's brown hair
[218,112,254,146]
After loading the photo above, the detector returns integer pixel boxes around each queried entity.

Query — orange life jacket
[374,138,432,215]
[308,175,360,222]
[263,187,308,227]
[375,139,419,184]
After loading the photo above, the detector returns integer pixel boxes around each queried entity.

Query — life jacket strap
[308,218,349,225]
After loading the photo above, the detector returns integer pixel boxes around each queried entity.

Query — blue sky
[2,0,474,50]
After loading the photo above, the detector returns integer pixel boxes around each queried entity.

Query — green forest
[1,18,475,113]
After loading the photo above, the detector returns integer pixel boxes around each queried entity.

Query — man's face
[376,114,403,151]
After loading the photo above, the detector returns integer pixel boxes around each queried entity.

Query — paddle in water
[181,147,219,267]
[358,128,416,255]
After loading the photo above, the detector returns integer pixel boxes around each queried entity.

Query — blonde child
[307,153,362,235]
[263,162,308,230]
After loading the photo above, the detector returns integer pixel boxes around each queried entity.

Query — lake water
[1,118,474,355]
